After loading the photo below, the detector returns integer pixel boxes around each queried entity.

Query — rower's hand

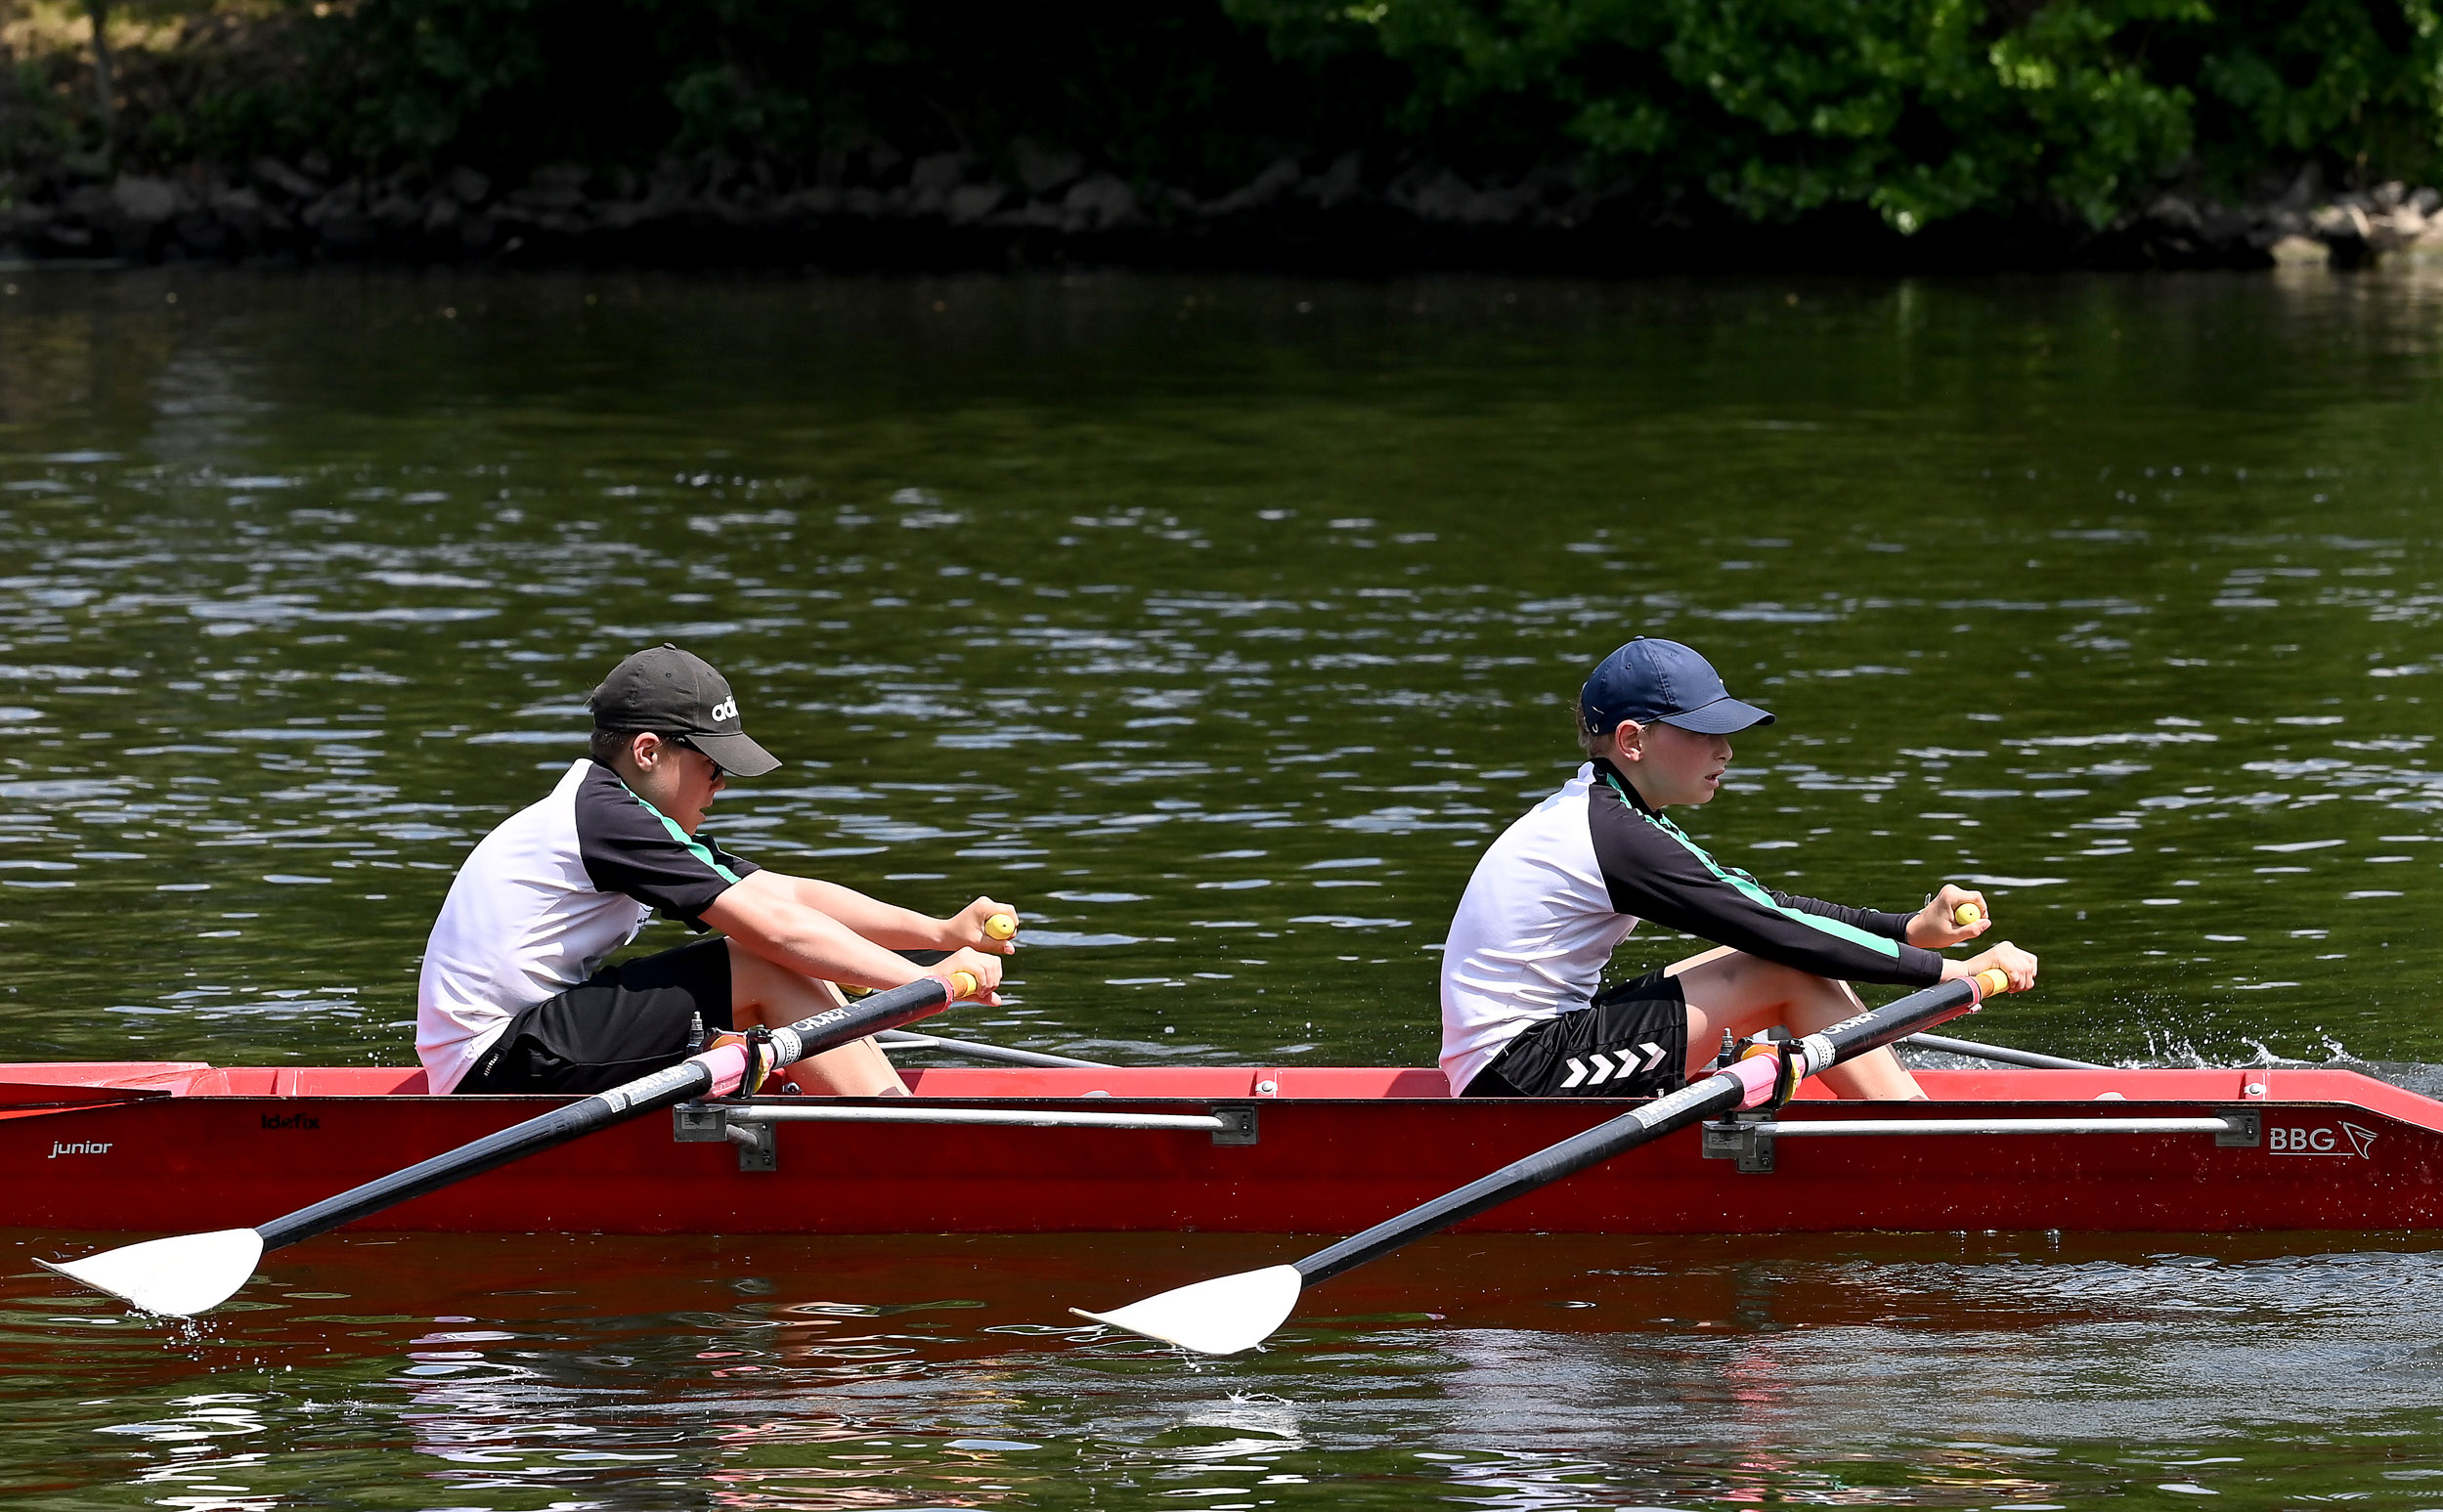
[1944,941,2037,993]
[946,896,1020,955]
[1906,884,1990,948]
[937,946,1006,1006]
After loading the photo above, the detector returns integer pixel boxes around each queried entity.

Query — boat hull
[6,1062,2439,1236]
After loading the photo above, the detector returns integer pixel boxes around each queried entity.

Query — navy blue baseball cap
[1580,638,1775,737]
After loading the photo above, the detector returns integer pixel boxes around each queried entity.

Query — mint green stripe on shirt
[1644,811,1901,958]
[622,783,743,885]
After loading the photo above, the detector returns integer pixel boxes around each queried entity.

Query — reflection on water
[8,1231,2443,1508]
[6,265,2443,1503]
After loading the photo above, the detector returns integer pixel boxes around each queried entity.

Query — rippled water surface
[5,264,2443,1505]
[11,1231,2443,1509]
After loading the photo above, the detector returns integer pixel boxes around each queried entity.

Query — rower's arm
[1592,800,1945,986]
[702,872,1004,996]
[761,873,953,951]
[756,874,1019,955]
[1766,890,1915,941]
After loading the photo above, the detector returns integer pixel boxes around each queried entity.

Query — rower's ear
[613,731,668,785]
[1610,719,1647,764]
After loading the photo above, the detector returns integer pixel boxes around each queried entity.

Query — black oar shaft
[1298,1075,1741,1284]
[255,974,958,1252]
[256,1059,715,1250]
[1295,974,1988,1287]
[1806,975,1985,1062]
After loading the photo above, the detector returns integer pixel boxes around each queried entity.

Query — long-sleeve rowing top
[1438,759,1944,1094]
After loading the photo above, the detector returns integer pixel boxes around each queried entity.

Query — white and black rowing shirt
[1439,759,1942,1094]
[416,759,761,1093]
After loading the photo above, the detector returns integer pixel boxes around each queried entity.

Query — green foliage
[2186,0,2443,179]
[1228,0,2443,226]
[0,57,78,167]
[242,0,1356,190]
[2,0,2437,233]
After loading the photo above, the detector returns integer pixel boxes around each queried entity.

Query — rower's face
[1640,721,1733,806]
[622,735,726,832]
[666,743,727,824]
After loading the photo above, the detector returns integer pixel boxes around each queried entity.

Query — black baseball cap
[588,644,781,777]
[1581,637,1774,737]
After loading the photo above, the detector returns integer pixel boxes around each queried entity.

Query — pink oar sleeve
[1724,1052,1781,1110]
[688,1041,753,1099]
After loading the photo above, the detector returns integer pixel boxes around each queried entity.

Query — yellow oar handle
[1953,902,1984,927]
[950,970,982,998]
[1973,967,2012,998]
[984,913,1019,941]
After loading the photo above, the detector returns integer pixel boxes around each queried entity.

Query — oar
[1072,967,2016,1355]
[877,1028,1112,1068]
[1903,1031,2100,1071]
[37,969,983,1318]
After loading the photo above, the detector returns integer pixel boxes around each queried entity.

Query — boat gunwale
[2,1062,2438,1131]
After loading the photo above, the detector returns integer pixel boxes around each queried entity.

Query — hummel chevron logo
[1560,1042,1669,1089]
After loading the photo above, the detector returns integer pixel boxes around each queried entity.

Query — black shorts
[455,937,735,1096]
[1463,968,1690,1099]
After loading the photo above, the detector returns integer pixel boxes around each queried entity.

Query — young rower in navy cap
[1440,636,2037,1100]
[417,643,1018,1098]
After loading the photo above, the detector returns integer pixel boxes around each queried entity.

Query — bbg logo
[2269,1122,2378,1158]
[710,697,738,722]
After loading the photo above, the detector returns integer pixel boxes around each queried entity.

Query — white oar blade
[1070,1264,1304,1356]
[35,1229,265,1318]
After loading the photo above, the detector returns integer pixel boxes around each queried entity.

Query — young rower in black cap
[1440,636,2037,1100]
[416,643,1016,1098]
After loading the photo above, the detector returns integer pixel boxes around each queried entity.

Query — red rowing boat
[7,1059,2436,1236]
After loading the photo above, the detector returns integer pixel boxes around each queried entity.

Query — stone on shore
[1012,140,1084,197]
[0,142,2432,275]
[1062,174,1138,231]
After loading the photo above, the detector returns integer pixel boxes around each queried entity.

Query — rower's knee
[1709,951,1835,1006]
[725,941,843,1027]
[1781,974,1867,1032]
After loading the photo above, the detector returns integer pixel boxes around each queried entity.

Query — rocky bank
[5,145,2440,274]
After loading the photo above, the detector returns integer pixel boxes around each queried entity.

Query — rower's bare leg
[725,938,909,1096]
[1665,945,1925,1101]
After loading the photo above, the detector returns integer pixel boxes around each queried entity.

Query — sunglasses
[668,736,725,780]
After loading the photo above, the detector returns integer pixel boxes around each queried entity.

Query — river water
[3,265,2442,1506]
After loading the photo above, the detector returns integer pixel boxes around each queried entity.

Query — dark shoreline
[7,155,2440,277]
